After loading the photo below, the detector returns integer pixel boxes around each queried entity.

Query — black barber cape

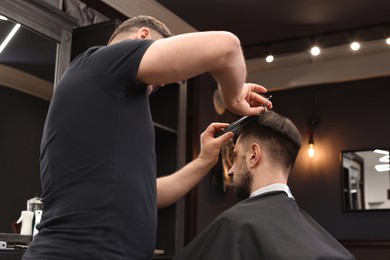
[173,192,355,260]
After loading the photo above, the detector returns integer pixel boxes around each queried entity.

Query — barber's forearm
[214,66,246,107]
[156,157,215,208]
[210,37,247,109]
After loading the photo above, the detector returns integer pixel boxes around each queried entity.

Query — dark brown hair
[108,15,172,44]
[235,110,302,171]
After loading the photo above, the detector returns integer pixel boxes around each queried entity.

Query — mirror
[0,0,76,99]
[342,149,390,211]
[0,14,57,98]
[221,139,234,191]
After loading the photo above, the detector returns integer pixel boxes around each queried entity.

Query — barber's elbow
[157,195,173,209]
[218,31,242,55]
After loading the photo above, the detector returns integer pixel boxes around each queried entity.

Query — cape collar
[250,183,294,200]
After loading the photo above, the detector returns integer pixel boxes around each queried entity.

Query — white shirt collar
[250,183,294,199]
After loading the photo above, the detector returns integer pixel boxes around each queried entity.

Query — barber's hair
[234,111,302,171]
[108,15,173,44]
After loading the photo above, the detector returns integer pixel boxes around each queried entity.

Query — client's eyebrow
[231,151,237,163]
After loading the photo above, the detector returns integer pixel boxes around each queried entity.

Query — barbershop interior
[0,0,389,259]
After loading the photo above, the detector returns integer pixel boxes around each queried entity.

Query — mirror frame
[0,0,77,99]
[341,148,390,212]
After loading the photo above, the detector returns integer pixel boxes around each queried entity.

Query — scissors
[214,95,272,138]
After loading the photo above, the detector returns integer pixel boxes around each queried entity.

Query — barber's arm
[138,31,272,116]
[157,122,234,208]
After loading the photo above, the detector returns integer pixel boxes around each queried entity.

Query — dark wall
[0,86,49,233]
[273,76,390,240]
[190,75,390,240]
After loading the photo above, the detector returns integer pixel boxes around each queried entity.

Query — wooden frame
[0,0,77,99]
[341,149,390,212]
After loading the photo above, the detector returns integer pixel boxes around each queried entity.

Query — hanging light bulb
[307,113,319,159]
[308,144,315,158]
[308,131,315,158]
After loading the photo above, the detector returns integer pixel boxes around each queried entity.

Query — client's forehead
[233,136,245,153]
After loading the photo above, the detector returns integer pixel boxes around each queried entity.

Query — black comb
[214,115,258,138]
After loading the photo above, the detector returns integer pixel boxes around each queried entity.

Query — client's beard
[234,162,253,200]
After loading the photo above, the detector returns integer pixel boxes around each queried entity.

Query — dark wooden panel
[341,240,390,260]
[71,20,121,60]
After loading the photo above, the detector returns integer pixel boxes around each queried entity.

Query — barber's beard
[234,160,253,200]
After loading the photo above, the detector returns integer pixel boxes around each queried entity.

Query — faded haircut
[108,15,173,44]
[234,110,302,171]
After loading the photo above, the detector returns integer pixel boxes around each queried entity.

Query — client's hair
[235,111,302,172]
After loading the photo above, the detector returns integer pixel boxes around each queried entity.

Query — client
[173,110,355,260]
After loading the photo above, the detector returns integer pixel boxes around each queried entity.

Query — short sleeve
[87,39,154,97]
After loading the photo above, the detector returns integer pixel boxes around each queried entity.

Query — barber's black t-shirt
[23,39,156,259]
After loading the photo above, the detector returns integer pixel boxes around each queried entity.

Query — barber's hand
[198,123,234,166]
[226,83,273,116]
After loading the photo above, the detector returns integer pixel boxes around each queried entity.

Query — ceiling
[1,0,390,90]
[100,0,390,60]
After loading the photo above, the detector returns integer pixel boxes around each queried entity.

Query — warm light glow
[310,46,320,56]
[0,23,21,54]
[265,54,274,63]
[386,37,390,45]
[308,143,315,158]
[350,41,360,51]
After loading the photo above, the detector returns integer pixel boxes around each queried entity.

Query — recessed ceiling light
[350,41,360,51]
[265,55,274,63]
[310,46,320,56]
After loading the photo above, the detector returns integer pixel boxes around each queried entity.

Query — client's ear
[248,143,261,168]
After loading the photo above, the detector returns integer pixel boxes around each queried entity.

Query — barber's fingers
[215,131,234,145]
[249,93,273,109]
[224,83,272,116]
[203,122,229,136]
[246,83,267,94]
[245,84,273,109]
[202,122,234,144]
